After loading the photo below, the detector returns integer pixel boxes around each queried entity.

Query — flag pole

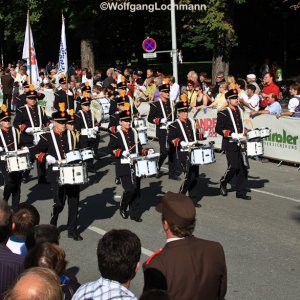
[27,10,32,84]
[62,13,69,110]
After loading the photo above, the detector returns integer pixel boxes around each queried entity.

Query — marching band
[0,76,272,241]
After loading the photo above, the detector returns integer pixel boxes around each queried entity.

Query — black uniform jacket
[215,107,244,152]
[148,99,174,137]
[108,127,146,177]
[13,105,50,146]
[74,110,96,131]
[33,130,77,163]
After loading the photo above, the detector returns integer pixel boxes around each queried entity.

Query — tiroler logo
[265,130,298,145]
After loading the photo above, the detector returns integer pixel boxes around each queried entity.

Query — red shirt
[261,81,280,108]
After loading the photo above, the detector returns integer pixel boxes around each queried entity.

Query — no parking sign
[142,37,157,53]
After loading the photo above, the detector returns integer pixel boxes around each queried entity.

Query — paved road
[6,132,300,300]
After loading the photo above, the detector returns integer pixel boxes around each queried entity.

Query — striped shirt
[72,277,137,300]
[0,244,24,299]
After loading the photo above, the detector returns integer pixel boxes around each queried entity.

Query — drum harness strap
[158,99,174,125]
[226,107,249,168]
[25,104,42,128]
[176,118,197,172]
[80,110,95,137]
[0,128,18,152]
[50,130,73,162]
[118,127,138,184]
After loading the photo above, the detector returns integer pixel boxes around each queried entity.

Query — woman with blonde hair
[227,75,236,90]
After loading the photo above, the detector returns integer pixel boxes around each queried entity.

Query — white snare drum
[260,127,271,138]
[80,148,94,161]
[6,151,32,173]
[191,146,215,165]
[98,98,110,122]
[58,163,88,185]
[138,130,148,145]
[65,150,82,164]
[247,141,263,156]
[134,153,159,178]
[134,117,147,129]
[247,129,261,140]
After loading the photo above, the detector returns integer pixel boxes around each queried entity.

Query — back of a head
[24,242,67,276]
[97,229,141,284]
[0,200,12,243]
[25,224,60,250]
[236,79,246,90]
[4,267,63,300]
[12,204,40,238]
[140,290,171,300]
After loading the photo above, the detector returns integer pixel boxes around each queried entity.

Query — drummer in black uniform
[53,77,74,111]
[0,109,23,210]
[108,110,152,222]
[148,83,178,180]
[215,89,251,200]
[75,82,92,113]
[109,81,128,116]
[33,110,83,241]
[168,101,208,207]
[15,81,30,110]
[74,96,99,173]
[13,86,49,183]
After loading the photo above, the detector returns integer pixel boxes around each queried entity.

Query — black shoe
[88,167,96,173]
[220,183,227,196]
[130,216,143,222]
[120,209,129,219]
[22,176,29,183]
[50,217,57,227]
[236,194,252,200]
[68,232,83,241]
[115,177,121,185]
[38,177,49,184]
[169,175,181,181]
[156,171,163,179]
[194,203,202,208]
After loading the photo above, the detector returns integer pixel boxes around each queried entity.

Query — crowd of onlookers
[0,59,300,121]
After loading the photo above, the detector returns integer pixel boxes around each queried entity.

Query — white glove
[25,127,34,135]
[122,150,130,158]
[93,126,99,134]
[160,118,167,124]
[231,132,239,140]
[180,141,188,148]
[48,123,54,130]
[0,147,3,152]
[147,148,155,156]
[46,155,56,165]
[238,133,245,140]
[203,131,209,138]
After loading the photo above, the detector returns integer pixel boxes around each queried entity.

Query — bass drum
[90,99,103,123]
[97,98,110,123]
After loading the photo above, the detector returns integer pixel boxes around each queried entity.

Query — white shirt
[288,95,300,112]
[245,94,260,111]
[170,82,180,103]
[238,91,248,102]
[72,277,137,300]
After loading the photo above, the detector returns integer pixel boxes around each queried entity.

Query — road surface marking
[88,226,154,257]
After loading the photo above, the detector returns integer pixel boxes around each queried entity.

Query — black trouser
[1,165,22,210]
[120,175,141,218]
[220,150,248,196]
[3,93,12,112]
[23,154,46,180]
[157,131,175,175]
[179,162,199,195]
[49,170,80,233]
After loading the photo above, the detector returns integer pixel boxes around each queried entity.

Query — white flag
[22,13,39,86]
[57,15,68,77]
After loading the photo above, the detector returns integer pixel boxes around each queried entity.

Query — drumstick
[128,141,140,152]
